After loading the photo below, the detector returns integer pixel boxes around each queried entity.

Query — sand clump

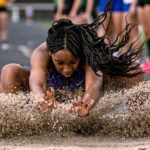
[0,81,149,138]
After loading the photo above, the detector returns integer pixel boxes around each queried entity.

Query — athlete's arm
[29,42,50,95]
[79,64,103,116]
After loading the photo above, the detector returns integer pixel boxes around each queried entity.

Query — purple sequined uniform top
[47,67,85,103]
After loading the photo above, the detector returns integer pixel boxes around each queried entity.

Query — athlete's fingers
[77,99,95,117]
[49,87,55,98]
[76,96,83,106]
[81,94,90,104]
[71,99,78,106]
[43,94,48,100]
[77,107,89,117]
[83,99,95,111]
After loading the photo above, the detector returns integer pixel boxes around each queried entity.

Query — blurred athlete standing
[136,0,150,61]
[0,0,15,51]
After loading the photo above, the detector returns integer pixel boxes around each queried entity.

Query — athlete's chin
[63,74,72,78]
[62,72,74,77]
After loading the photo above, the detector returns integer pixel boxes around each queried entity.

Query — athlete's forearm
[84,82,102,104]
[29,78,48,96]
[30,84,45,95]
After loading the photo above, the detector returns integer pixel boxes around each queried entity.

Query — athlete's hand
[38,88,59,111]
[68,94,95,117]
[78,94,95,116]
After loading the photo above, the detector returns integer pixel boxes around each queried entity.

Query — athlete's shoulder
[32,42,49,57]
[31,42,50,64]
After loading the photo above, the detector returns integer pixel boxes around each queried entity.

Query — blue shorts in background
[98,0,131,12]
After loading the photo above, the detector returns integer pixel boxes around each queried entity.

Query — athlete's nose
[63,65,72,76]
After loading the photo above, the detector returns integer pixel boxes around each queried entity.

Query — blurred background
[0,0,150,81]
[11,0,54,25]
[0,0,55,67]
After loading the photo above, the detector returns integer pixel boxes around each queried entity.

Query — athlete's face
[50,49,80,78]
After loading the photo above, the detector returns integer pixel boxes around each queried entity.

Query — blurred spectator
[0,0,15,51]
[98,0,142,55]
[127,0,142,52]
[25,5,34,26]
[72,0,94,24]
[11,5,20,23]
[54,0,95,24]
[98,0,131,37]
[98,0,132,54]
[91,0,99,20]
[54,0,81,21]
[136,0,150,61]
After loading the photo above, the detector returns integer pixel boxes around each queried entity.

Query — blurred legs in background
[0,7,9,51]
[137,0,150,61]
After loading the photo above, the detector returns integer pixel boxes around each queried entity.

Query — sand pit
[0,134,150,150]
[0,81,149,149]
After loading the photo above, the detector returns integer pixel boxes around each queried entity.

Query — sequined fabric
[47,67,85,103]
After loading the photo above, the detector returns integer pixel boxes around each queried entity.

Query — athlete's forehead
[51,49,78,61]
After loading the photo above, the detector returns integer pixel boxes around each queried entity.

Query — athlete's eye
[71,60,78,64]
[57,62,64,65]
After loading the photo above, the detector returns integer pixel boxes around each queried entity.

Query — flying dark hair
[46,0,143,77]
